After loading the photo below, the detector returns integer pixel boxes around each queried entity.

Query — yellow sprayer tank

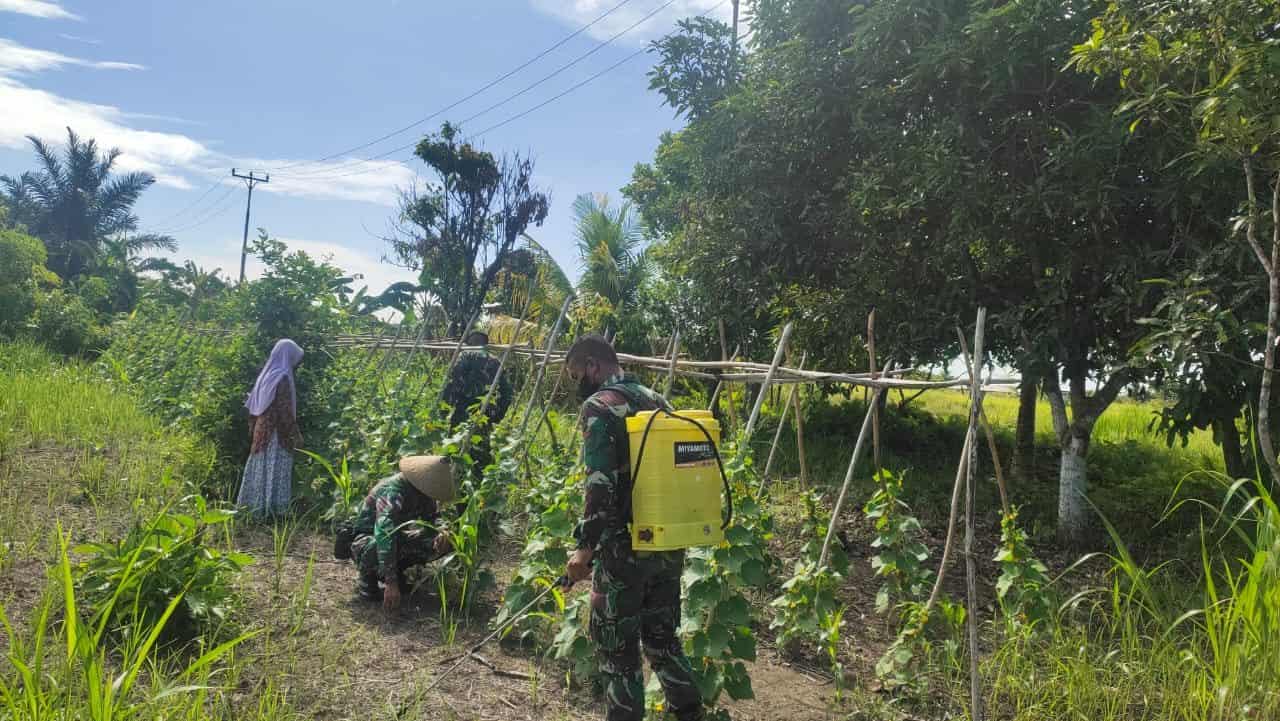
[627,409,725,550]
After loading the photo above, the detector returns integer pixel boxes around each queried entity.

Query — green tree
[92,234,179,314]
[647,16,742,120]
[0,228,51,336]
[1072,0,1280,486]
[386,122,550,334]
[572,193,651,333]
[1,127,166,280]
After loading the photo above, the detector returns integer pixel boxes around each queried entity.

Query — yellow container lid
[626,409,720,433]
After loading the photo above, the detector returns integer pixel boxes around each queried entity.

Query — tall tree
[628,0,1236,545]
[385,122,549,334]
[1072,0,1280,487]
[1,128,164,280]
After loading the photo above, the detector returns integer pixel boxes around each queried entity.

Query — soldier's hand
[433,533,452,555]
[383,579,402,614]
[564,548,593,590]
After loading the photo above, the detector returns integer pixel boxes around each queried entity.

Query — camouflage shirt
[573,373,671,553]
[351,474,440,581]
[442,350,512,427]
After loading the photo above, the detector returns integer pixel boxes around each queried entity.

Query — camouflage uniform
[442,350,512,476]
[573,373,703,721]
[349,474,442,597]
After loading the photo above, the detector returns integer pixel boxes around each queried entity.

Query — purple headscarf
[245,339,304,417]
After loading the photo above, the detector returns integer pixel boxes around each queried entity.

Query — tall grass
[972,472,1280,720]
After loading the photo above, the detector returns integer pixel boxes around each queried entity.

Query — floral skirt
[237,433,292,515]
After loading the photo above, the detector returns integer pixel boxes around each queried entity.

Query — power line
[146,177,224,231]
[293,0,730,183]
[264,0,642,175]
[276,0,683,182]
[158,183,239,235]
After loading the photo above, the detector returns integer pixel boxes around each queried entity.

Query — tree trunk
[1012,374,1038,483]
[1242,160,1280,488]
[1217,414,1247,481]
[1057,432,1090,546]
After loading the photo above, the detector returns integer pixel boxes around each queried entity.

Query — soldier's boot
[356,570,382,602]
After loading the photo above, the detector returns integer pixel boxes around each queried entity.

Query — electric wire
[156,182,239,235]
[264,0,642,175]
[281,0,729,183]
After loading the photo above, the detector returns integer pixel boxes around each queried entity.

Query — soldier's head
[566,334,620,401]
[465,331,489,348]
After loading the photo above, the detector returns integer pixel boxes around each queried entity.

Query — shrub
[75,493,252,645]
[0,228,50,336]
[31,288,103,356]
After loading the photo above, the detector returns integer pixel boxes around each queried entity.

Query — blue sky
[0,0,731,294]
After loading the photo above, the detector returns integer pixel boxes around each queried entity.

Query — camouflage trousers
[590,546,702,721]
[350,529,437,587]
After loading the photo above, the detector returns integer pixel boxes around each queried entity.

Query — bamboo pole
[922,430,973,615]
[760,352,807,494]
[743,322,795,444]
[819,383,884,568]
[964,308,987,721]
[793,378,810,487]
[719,320,739,432]
[707,344,741,411]
[956,327,1010,517]
[477,306,531,420]
[665,329,681,398]
[514,295,573,443]
[868,310,883,482]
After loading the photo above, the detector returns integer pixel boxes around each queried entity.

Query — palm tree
[572,193,651,316]
[1,127,161,279]
[94,234,179,312]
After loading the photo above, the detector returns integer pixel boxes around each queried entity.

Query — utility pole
[730,0,741,78]
[231,168,269,284]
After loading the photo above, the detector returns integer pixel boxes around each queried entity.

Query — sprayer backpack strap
[596,381,662,527]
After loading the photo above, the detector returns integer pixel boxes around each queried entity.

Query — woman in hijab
[237,338,304,515]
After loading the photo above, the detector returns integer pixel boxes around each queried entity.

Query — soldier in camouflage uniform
[441,331,513,474]
[562,335,704,721]
[349,472,451,614]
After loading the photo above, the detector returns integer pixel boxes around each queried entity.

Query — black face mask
[577,375,601,402]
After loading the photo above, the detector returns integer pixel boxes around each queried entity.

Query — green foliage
[74,494,253,645]
[386,122,550,332]
[680,436,772,711]
[0,227,49,336]
[647,16,741,121]
[0,529,258,720]
[769,491,847,654]
[994,508,1053,631]
[0,127,161,280]
[863,469,931,615]
[31,288,104,356]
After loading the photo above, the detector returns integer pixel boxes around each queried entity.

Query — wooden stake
[868,309,883,481]
[514,295,573,443]
[743,322,794,444]
[819,384,884,568]
[761,352,807,493]
[707,344,741,411]
[719,320,739,431]
[665,328,681,397]
[922,430,972,616]
[964,308,987,721]
[956,326,1010,517]
[793,378,809,488]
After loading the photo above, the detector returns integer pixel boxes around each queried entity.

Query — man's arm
[371,494,403,583]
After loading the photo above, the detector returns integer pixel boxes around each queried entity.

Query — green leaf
[722,661,754,700]
[706,623,731,657]
[728,626,756,661]
[715,596,750,627]
[739,558,768,587]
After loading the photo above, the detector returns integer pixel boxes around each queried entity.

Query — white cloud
[0,38,418,205]
[0,0,80,20]
[529,0,732,45]
[0,38,144,74]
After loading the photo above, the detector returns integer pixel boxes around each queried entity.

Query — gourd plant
[664,434,775,717]
[770,490,849,656]
[994,507,1052,633]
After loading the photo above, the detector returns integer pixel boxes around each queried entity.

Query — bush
[0,228,50,336]
[30,288,103,356]
[75,494,252,645]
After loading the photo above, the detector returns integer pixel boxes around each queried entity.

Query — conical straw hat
[398,455,456,502]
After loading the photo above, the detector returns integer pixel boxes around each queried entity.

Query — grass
[2,339,1268,721]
